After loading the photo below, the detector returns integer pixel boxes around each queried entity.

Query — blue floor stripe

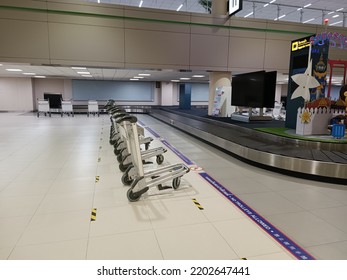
[141,120,316,260]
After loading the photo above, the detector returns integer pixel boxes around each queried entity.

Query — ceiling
[0,0,346,84]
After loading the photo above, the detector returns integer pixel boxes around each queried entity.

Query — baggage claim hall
[1,0,347,266]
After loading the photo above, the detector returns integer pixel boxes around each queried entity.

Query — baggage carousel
[149,108,347,185]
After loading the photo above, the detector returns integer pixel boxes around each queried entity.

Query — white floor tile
[9,239,88,260]
[89,204,152,237]
[0,216,32,249]
[155,223,239,260]
[17,210,91,246]
[0,247,13,260]
[87,231,163,260]
[213,218,285,258]
[0,194,43,218]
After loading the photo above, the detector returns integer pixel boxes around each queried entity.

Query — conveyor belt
[149,109,347,183]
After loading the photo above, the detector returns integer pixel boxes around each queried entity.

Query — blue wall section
[72,80,154,101]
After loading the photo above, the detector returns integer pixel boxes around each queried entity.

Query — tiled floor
[0,112,346,260]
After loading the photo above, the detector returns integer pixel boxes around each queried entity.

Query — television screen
[231,71,276,108]
[44,93,62,109]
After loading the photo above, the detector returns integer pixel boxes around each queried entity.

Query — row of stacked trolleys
[105,100,190,202]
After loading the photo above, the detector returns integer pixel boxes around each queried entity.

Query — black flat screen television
[231,71,277,108]
[44,93,62,109]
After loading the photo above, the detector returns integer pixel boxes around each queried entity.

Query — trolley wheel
[121,172,133,186]
[145,143,150,150]
[127,188,141,202]
[117,153,123,163]
[114,147,121,156]
[172,176,181,189]
[37,112,39,118]
[61,112,63,117]
[119,162,128,172]
[49,112,51,117]
[156,154,164,165]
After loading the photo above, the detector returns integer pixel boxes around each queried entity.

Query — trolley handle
[116,115,138,124]
[112,112,129,120]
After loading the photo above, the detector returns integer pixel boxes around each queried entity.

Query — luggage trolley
[114,112,166,173]
[88,100,99,117]
[37,99,51,117]
[61,100,74,117]
[116,115,189,202]
[109,110,153,154]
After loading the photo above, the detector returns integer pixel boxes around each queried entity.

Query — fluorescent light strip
[269,0,276,3]
[180,77,190,80]
[264,3,269,7]
[297,7,302,11]
[6,68,22,72]
[77,71,90,75]
[330,20,343,26]
[82,75,93,77]
[22,73,36,75]
[278,14,286,19]
[134,76,144,79]
[328,11,335,15]
[303,18,315,23]
[171,80,180,82]
[139,0,143,7]
[71,67,87,70]
[130,78,139,81]
[177,4,183,11]
[332,14,339,18]
[34,76,46,78]
[244,12,253,18]
[138,73,151,76]
[192,75,205,78]
[303,3,312,8]
[336,8,343,12]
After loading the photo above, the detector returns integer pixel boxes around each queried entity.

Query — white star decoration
[291,59,320,101]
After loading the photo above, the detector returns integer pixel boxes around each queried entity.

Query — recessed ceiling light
[130,78,139,81]
[171,80,180,82]
[34,75,46,78]
[138,73,151,76]
[71,67,87,70]
[192,75,205,78]
[77,71,90,75]
[6,68,22,72]
[22,73,36,75]
[180,77,191,80]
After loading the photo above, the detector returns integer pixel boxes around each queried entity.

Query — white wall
[0,77,33,111]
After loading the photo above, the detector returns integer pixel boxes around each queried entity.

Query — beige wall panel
[0,77,33,111]
[229,28,266,40]
[190,34,229,69]
[229,17,268,30]
[263,40,291,72]
[265,22,315,41]
[0,0,46,9]
[190,15,229,36]
[228,37,266,70]
[47,14,124,28]
[124,12,190,33]
[125,29,190,67]
[0,19,49,60]
[125,8,190,24]
[49,23,125,64]
[0,8,48,22]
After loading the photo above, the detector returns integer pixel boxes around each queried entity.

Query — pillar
[211,0,228,16]
[179,83,192,110]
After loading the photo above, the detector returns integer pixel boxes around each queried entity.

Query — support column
[179,83,192,110]
[211,0,227,16]
[208,72,232,116]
